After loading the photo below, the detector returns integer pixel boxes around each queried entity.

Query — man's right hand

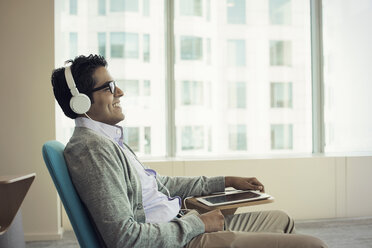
[198,209,225,233]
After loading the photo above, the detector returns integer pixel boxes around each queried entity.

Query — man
[51,54,327,248]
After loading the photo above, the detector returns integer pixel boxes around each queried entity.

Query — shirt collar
[75,117,124,147]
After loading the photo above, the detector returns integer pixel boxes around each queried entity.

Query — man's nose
[115,86,124,97]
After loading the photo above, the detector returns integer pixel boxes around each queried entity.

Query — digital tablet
[197,190,271,207]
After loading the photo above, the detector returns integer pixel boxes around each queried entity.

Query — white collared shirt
[75,117,181,223]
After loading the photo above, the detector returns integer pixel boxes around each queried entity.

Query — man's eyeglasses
[91,81,116,94]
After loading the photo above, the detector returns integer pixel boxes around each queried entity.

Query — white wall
[0,0,62,241]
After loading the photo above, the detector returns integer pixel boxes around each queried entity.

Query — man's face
[86,66,125,125]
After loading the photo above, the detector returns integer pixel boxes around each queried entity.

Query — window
[271,124,293,150]
[229,82,246,109]
[323,0,372,152]
[144,127,151,154]
[180,36,203,60]
[56,0,312,157]
[124,127,140,151]
[143,0,150,16]
[98,32,106,57]
[69,32,78,58]
[143,80,151,96]
[110,0,138,12]
[270,82,292,108]
[227,40,246,66]
[180,0,202,17]
[269,0,291,25]
[98,0,106,15]
[229,125,247,151]
[143,34,150,62]
[181,81,203,105]
[270,40,292,66]
[110,32,139,58]
[181,126,204,150]
[227,0,245,24]
[69,0,77,15]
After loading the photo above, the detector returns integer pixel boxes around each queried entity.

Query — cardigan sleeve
[64,134,205,248]
[156,175,226,199]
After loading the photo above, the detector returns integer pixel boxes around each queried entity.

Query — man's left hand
[225,176,265,192]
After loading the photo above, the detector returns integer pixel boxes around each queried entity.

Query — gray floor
[26,217,372,248]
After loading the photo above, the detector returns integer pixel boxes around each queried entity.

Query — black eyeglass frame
[91,81,116,94]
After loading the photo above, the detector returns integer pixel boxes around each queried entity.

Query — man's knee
[268,210,295,233]
[299,234,328,248]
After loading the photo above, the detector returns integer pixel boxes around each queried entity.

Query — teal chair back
[42,141,103,248]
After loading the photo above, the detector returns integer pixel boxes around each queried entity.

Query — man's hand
[199,209,225,233]
[225,176,265,192]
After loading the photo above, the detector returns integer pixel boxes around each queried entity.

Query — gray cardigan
[64,127,225,248]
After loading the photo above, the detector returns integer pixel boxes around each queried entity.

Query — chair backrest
[42,141,102,248]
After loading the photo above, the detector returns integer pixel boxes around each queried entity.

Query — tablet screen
[204,191,261,204]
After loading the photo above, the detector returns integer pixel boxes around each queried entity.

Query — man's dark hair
[51,54,107,119]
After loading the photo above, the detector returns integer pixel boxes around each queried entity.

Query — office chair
[42,141,103,248]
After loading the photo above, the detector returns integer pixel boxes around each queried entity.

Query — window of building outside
[269,0,291,25]
[181,126,205,150]
[143,34,150,62]
[270,40,292,66]
[98,0,106,15]
[227,40,246,67]
[227,0,246,24]
[180,36,203,60]
[229,125,247,151]
[110,32,139,58]
[271,124,293,150]
[69,0,77,15]
[69,32,78,58]
[110,0,138,12]
[56,0,312,157]
[182,81,203,105]
[180,0,202,17]
[228,82,246,109]
[98,33,106,57]
[271,82,292,108]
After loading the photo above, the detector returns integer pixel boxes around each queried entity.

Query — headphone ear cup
[70,93,91,114]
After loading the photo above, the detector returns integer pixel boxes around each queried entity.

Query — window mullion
[165,0,176,157]
[310,0,325,153]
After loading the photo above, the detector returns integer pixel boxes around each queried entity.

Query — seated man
[51,54,327,248]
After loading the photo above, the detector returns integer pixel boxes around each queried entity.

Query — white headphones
[64,64,91,114]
